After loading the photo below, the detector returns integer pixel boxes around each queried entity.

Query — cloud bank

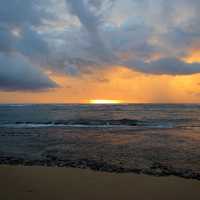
[1,0,200,90]
[0,0,56,91]
[0,53,57,91]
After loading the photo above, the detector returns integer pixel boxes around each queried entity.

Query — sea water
[0,104,200,179]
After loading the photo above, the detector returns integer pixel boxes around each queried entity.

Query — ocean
[0,104,200,179]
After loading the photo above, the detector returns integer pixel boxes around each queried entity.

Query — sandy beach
[0,165,199,200]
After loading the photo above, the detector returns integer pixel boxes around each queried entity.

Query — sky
[1,0,200,103]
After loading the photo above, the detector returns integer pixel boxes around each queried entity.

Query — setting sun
[89,99,122,104]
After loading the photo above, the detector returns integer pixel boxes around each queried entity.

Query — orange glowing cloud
[0,66,200,104]
[184,51,200,63]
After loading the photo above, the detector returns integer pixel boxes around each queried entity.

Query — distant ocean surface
[0,104,200,179]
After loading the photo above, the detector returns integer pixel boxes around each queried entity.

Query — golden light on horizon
[1,66,200,104]
[89,99,122,104]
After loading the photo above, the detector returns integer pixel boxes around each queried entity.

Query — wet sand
[0,165,199,200]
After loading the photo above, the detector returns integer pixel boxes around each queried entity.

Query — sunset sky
[1,0,200,103]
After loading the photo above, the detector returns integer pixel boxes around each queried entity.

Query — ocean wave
[0,119,139,128]
[0,118,179,129]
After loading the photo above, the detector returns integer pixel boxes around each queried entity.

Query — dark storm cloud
[0,0,50,57]
[0,0,57,90]
[0,28,13,52]
[0,0,50,27]
[62,0,200,75]
[65,0,114,62]
[1,0,200,91]
[0,53,57,91]
[125,58,200,75]
[16,27,49,63]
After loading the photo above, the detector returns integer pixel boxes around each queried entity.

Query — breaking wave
[0,118,179,129]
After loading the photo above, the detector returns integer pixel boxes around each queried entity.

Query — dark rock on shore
[0,156,200,181]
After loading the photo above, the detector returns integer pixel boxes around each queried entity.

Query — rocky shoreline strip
[0,156,199,181]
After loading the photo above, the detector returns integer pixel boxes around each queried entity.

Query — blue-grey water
[0,104,200,179]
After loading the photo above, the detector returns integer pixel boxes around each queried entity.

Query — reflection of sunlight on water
[93,134,145,145]
[180,131,200,141]
[59,129,145,145]
[1,126,200,177]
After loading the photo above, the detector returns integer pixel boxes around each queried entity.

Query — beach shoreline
[1,156,200,181]
[0,165,199,200]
